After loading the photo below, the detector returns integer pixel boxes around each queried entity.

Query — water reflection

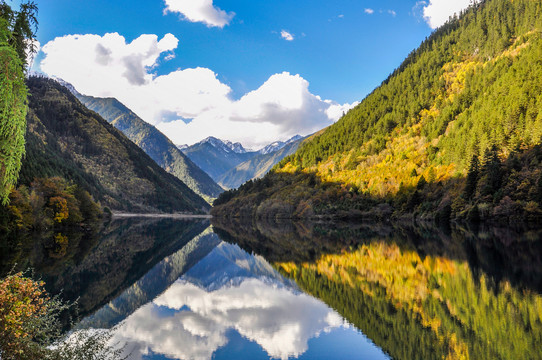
[101,240,387,360]
[14,215,541,359]
[212,218,542,360]
[1,217,210,322]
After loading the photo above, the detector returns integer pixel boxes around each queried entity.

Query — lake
[2,217,542,359]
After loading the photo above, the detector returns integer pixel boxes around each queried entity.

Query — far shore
[111,212,212,219]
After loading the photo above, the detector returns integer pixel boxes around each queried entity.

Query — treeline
[213,0,542,223]
[0,177,103,234]
[287,0,542,168]
[214,141,542,223]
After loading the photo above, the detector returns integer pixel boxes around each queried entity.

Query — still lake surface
[2,217,542,359]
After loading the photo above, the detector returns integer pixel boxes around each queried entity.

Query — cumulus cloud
[164,0,235,28]
[40,33,354,149]
[421,0,472,29]
[364,8,374,14]
[388,10,397,17]
[280,30,294,41]
[41,33,230,124]
[111,278,344,360]
[326,101,360,120]
[157,72,355,148]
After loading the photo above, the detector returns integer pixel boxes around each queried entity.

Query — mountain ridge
[217,136,305,189]
[212,0,542,223]
[182,135,305,189]
[20,76,210,213]
[71,92,224,203]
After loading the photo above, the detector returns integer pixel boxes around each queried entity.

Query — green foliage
[77,95,223,202]
[0,1,37,67]
[0,44,26,205]
[21,77,210,213]
[0,177,102,236]
[213,0,542,224]
[0,1,37,205]
[464,153,480,198]
[217,138,304,190]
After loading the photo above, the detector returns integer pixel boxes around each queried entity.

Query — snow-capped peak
[258,135,302,154]
[200,137,248,154]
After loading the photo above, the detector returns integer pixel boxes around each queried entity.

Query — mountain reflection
[212,218,542,360]
[108,241,368,360]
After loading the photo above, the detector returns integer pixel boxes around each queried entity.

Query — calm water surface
[3,217,542,359]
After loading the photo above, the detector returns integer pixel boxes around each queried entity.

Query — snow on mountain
[200,136,248,154]
[258,135,302,154]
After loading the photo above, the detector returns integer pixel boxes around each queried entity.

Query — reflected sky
[98,241,389,360]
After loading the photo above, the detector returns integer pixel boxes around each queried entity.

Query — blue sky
[12,0,472,148]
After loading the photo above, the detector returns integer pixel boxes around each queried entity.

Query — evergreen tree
[464,152,480,198]
[478,145,502,197]
[0,1,37,205]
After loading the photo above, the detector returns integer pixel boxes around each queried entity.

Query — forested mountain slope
[213,0,542,223]
[75,94,223,203]
[20,77,210,213]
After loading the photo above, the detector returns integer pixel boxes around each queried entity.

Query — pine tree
[464,153,479,198]
[0,1,37,204]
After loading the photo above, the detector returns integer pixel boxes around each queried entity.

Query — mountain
[212,0,542,223]
[182,135,305,188]
[181,137,257,181]
[217,136,305,189]
[20,77,210,213]
[70,92,223,203]
[77,227,220,329]
[258,135,302,155]
[203,136,249,154]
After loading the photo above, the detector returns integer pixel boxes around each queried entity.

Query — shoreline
[111,212,212,219]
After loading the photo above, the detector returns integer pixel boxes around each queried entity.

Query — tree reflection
[212,218,542,360]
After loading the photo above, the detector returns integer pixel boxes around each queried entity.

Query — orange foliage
[0,273,48,358]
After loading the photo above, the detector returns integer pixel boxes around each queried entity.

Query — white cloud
[388,10,397,17]
[163,0,235,28]
[421,0,472,29]
[280,30,294,41]
[111,278,344,360]
[157,72,351,148]
[40,33,354,149]
[40,33,231,124]
[364,8,374,14]
[326,101,360,120]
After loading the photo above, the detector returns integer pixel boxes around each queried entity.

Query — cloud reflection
[112,278,344,360]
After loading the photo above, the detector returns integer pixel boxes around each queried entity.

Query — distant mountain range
[55,78,306,193]
[217,137,304,189]
[63,88,223,203]
[20,77,210,213]
[181,135,305,189]
[257,135,302,155]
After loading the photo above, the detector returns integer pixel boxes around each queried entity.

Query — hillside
[74,94,223,203]
[213,0,542,223]
[217,136,305,189]
[182,137,257,181]
[20,77,210,213]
